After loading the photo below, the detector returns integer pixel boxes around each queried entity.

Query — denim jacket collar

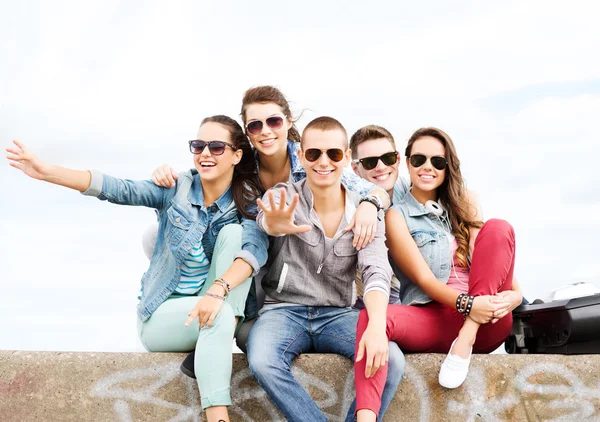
[403,191,434,218]
[188,170,233,210]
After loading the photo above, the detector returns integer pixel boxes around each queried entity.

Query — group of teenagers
[7,85,523,422]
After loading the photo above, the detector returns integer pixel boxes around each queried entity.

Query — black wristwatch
[359,195,383,211]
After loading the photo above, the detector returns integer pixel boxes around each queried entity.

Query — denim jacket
[390,192,451,306]
[82,169,269,321]
[256,140,383,197]
[393,176,410,204]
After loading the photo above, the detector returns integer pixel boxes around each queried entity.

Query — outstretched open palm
[257,188,311,236]
[6,140,47,180]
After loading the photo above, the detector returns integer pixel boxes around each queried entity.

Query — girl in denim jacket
[353,127,524,422]
[7,115,268,422]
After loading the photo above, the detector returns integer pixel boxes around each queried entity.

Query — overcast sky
[1,0,599,352]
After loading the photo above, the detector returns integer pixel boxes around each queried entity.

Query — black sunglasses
[245,115,286,135]
[304,148,345,162]
[353,151,399,170]
[188,140,237,156]
[409,154,448,170]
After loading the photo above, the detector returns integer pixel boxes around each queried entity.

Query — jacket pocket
[411,230,438,272]
[333,241,359,257]
[166,206,192,246]
[331,239,359,291]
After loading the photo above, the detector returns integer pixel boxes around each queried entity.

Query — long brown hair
[405,127,483,267]
[200,115,263,218]
[240,86,301,142]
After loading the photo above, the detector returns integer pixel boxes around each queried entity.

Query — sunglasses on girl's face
[303,148,345,162]
[245,115,286,135]
[353,151,399,170]
[408,154,448,170]
[188,140,237,155]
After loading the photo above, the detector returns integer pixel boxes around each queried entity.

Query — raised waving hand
[6,140,48,180]
[6,140,91,191]
[257,187,311,236]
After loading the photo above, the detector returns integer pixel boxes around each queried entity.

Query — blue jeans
[247,306,404,422]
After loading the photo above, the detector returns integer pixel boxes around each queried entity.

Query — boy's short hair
[302,116,348,148]
[349,125,396,159]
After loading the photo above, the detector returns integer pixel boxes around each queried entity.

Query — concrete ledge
[1,351,600,421]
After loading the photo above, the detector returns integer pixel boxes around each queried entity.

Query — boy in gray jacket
[247,117,404,422]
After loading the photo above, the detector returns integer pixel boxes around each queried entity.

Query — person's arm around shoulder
[341,167,391,209]
[256,184,311,236]
[151,164,179,188]
[341,168,391,250]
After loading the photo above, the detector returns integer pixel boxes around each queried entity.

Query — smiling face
[406,135,447,196]
[244,102,293,157]
[193,122,242,183]
[352,138,399,195]
[299,128,350,190]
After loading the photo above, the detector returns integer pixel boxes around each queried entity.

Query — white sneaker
[439,338,472,389]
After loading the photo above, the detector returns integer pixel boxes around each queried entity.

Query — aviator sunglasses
[188,140,237,155]
[245,115,286,135]
[409,154,448,170]
[353,151,399,170]
[303,148,345,162]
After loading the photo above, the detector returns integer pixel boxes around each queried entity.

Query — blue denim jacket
[390,192,451,306]
[256,140,381,197]
[82,169,269,321]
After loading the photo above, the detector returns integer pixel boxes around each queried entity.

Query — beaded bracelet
[213,278,231,297]
[205,292,225,301]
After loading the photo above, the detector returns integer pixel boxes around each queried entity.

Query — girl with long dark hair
[353,127,523,422]
[6,115,268,422]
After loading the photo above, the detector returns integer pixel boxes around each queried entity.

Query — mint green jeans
[137,224,252,409]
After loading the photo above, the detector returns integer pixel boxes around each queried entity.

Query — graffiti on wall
[91,361,600,421]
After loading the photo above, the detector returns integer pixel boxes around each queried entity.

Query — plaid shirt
[257,179,391,307]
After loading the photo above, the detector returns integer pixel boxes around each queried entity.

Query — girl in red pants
[354,127,523,422]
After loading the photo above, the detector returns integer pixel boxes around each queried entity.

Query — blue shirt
[177,241,211,294]
[82,169,269,321]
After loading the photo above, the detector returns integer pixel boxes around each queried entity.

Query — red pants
[355,219,516,416]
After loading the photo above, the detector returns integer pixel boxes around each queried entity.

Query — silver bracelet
[205,292,225,301]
